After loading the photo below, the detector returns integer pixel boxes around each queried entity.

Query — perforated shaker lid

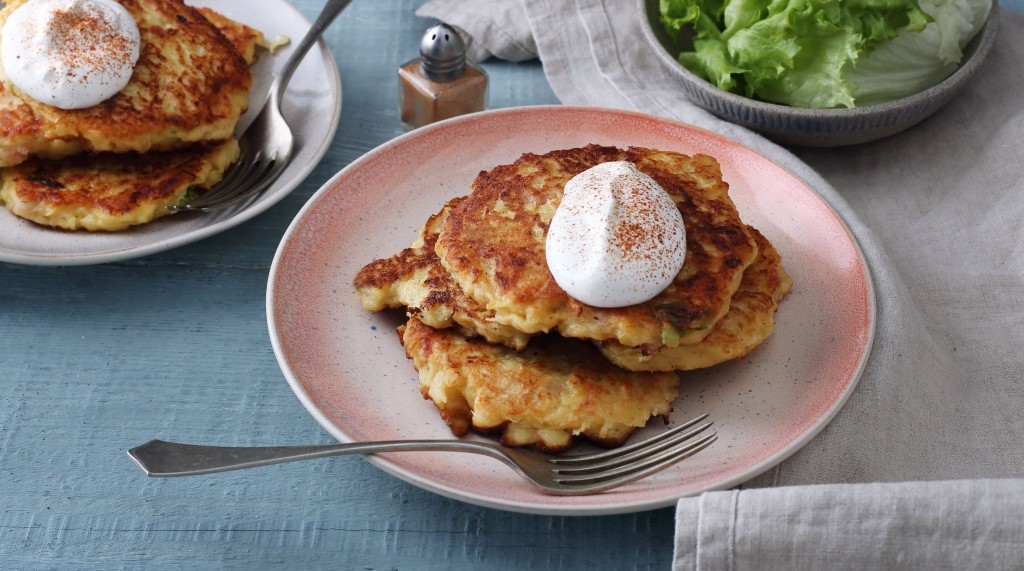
[419,23,466,82]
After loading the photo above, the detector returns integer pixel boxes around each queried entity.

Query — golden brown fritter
[355,198,533,350]
[356,207,790,371]
[598,227,793,371]
[0,0,255,167]
[400,316,680,452]
[0,140,239,231]
[435,144,759,350]
[195,7,275,63]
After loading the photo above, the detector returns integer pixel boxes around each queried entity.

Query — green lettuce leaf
[659,0,985,108]
[849,0,992,104]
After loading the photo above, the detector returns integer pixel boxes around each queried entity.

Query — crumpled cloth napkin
[419,1,1024,568]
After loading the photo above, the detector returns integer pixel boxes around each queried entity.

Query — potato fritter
[435,145,759,351]
[400,316,679,452]
[355,197,533,350]
[0,0,254,167]
[598,227,792,371]
[0,140,239,231]
[356,208,790,372]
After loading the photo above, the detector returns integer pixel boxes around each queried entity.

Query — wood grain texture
[8,1,1017,568]
[0,1,684,569]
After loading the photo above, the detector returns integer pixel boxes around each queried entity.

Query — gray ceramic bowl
[639,0,999,146]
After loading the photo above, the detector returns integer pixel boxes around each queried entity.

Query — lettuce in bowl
[660,0,993,108]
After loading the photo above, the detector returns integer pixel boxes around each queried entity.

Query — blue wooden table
[0,1,683,569]
[2,0,1021,569]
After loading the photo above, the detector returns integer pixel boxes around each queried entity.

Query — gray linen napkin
[674,479,1024,570]
[418,0,1024,567]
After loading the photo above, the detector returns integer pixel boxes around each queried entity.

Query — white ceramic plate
[267,106,876,516]
[0,0,341,266]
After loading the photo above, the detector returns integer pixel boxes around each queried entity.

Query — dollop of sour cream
[1,0,141,110]
[545,161,687,308]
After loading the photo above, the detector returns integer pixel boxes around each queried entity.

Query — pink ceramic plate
[267,106,875,516]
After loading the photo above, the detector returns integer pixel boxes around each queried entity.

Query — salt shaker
[398,23,488,130]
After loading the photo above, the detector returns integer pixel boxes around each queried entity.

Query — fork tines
[550,414,716,489]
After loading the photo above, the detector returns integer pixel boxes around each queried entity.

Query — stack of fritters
[355,145,792,452]
[0,0,273,231]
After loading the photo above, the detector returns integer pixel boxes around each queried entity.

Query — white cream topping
[1,0,141,110]
[545,161,687,308]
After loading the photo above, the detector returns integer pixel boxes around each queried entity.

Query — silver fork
[169,0,354,212]
[128,414,715,495]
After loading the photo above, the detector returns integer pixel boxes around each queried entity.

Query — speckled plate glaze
[268,106,876,516]
[0,0,341,266]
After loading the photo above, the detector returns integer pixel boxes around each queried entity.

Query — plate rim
[0,0,342,266]
[267,105,877,516]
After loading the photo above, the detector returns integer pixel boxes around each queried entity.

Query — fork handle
[127,438,500,477]
[271,0,355,102]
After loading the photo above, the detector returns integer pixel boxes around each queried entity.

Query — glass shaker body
[399,59,488,131]
[398,24,488,130]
